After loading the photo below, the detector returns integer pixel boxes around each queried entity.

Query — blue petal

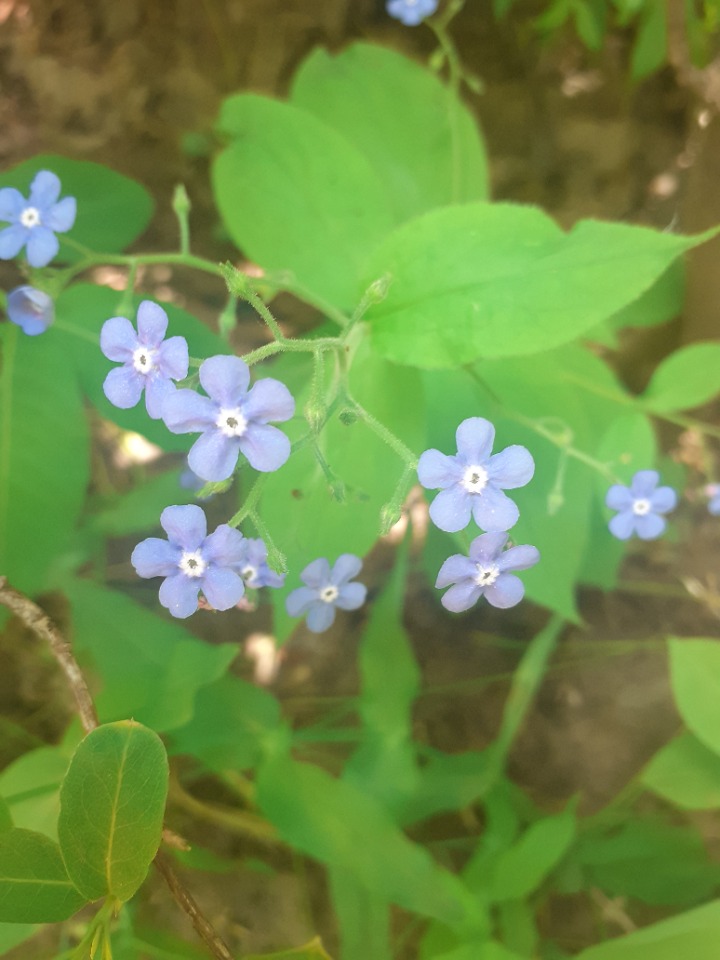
[131,537,181,578]
[709,495,720,516]
[29,170,61,208]
[609,510,637,540]
[417,449,462,490]
[200,567,244,610]
[145,375,175,420]
[243,378,295,423]
[0,187,26,221]
[286,586,319,616]
[485,574,525,609]
[203,524,246,566]
[428,487,473,532]
[26,226,59,267]
[157,336,190,381]
[630,470,659,498]
[100,316,137,361]
[471,486,519,532]
[605,484,632,511]
[199,355,249,406]
[331,554,363,585]
[335,582,367,610]
[160,504,207,551]
[468,531,509,563]
[162,388,216,433]
[300,558,332,588]
[440,580,482,613]
[238,423,291,472]
[159,574,200,619]
[486,445,535,490]
[497,544,540,572]
[103,366,144,409]
[0,224,28,260]
[188,430,240,482]
[649,486,677,514]
[136,300,168,348]
[436,554,477,588]
[306,602,337,633]
[635,513,666,540]
[46,196,76,232]
[455,418,495,464]
[7,286,53,336]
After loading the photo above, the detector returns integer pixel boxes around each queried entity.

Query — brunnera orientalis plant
[3,4,720,960]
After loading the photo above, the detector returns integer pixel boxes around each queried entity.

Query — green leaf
[55,284,228,452]
[573,0,606,49]
[64,578,237,732]
[606,259,684,331]
[488,806,576,901]
[0,155,153,259]
[88,467,199,537]
[0,923,40,956]
[58,720,169,902]
[435,945,526,960]
[401,749,494,826]
[328,867,390,960]
[363,204,713,367]
[0,796,12,832]
[669,638,720,756]
[631,0,667,79]
[596,413,657,484]
[642,733,720,809]
[213,94,394,309]
[641,342,720,412]
[0,827,86,922]
[0,323,89,594]
[0,743,75,840]
[290,43,489,223]
[244,939,333,960]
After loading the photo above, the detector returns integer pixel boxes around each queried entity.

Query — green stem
[347,395,418,467]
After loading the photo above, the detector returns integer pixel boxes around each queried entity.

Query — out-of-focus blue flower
[162,354,295,483]
[286,554,366,633]
[0,170,76,267]
[386,0,438,26]
[6,285,54,335]
[131,504,245,618]
[101,300,189,419]
[418,417,535,533]
[705,483,720,516]
[233,538,285,589]
[436,531,540,613]
[606,470,677,540]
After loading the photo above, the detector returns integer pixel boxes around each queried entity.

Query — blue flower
[606,470,677,540]
[6,285,54,335]
[131,504,246,618]
[706,483,720,516]
[436,532,540,613]
[386,0,438,26]
[162,354,295,483]
[232,538,285,589]
[100,300,189,419]
[0,170,76,267]
[417,418,535,533]
[286,555,367,633]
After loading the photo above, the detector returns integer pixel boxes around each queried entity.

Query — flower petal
[0,187,26,222]
[159,574,200,619]
[0,223,28,260]
[440,580,482,613]
[26,226,59,267]
[286,586,319,616]
[131,538,181,578]
[605,484,632,511]
[188,430,240,482]
[635,513,666,540]
[497,544,540,573]
[428,487,473,533]
[203,524,246,565]
[609,510,637,540]
[136,300,169,347]
[46,196,76,233]
[300,557,332,588]
[417,449,462,490]
[157,335,190,380]
[199,355,249,406]
[7,286,53,336]
[100,316,138,361]
[486,445,535,490]
[200,567,245,610]
[485,574,525,609]
[306,602,337,633]
[335,582,367,610]
[243,378,295,423]
[29,170,61,208]
[630,470,659,498]
[455,418,495,464]
[468,532,509,563]
[162,388,217,433]
[238,423,291,472]
[160,504,207,550]
[471,486,519,532]
[649,486,677,514]
[103,366,144,410]
[436,554,477,588]
[144,375,176,420]
[331,554,363,585]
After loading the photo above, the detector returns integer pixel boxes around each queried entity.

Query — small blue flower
[706,483,720,516]
[286,555,367,633]
[0,170,76,267]
[131,504,246,618]
[386,0,438,26]
[436,531,540,613]
[233,538,285,589]
[606,470,677,540]
[417,418,535,533]
[100,300,189,419]
[6,285,54,335]
[162,354,295,483]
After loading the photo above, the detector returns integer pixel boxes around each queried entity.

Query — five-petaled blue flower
[100,300,190,419]
[162,354,295,483]
[436,532,540,613]
[131,504,246,619]
[233,538,285,590]
[386,0,438,26]
[6,285,54,336]
[418,418,535,533]
[0,170,76,267]
[286,554,367,633]
[606,470,677,540]
[706,483,720,516]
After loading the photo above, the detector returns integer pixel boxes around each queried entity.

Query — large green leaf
[64,578,237,732]
[213,94,394,309]
[0,796,12,832]
[642,733,720,810]
[87,466,199,537]
[0,743,75,840]
[488,807,576,902]
[669,638,720,756]
[0,323,88,593]
[328,867,390,960]
[363,204,713,367]
[58,720,168,902]
[0,923,40,956]
[641,342,720,412]
[0,154,153,259]
[291,43,489,222]
[0,827,86,922]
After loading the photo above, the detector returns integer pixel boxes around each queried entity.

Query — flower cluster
[418,418,539,612]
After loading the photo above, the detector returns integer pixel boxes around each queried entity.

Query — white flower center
[132,345,156,374]
[179,550,206,578]
[240,564,257,583]
[20,206,41,229]
[632,498,652,516]
[320,585,339,604]
[474,563,500,587]
[216,407,248,438]
[462,464,488,494]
